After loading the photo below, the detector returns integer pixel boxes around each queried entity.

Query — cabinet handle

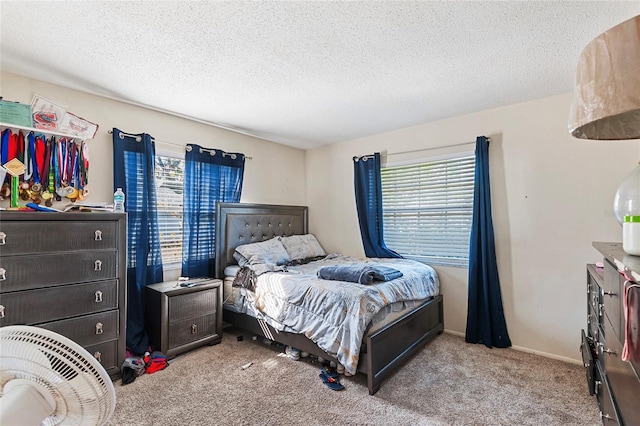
[603,291,617,296]
[0,268,5,281]
[94,260,103,271]
[191,324,197,334]
[95,290,103,303]
[0,305,4,319]
[95,230,103,241]
[0,231,6,245]
[603,348,617,356]
[94,351,102,362]
[95,322,104,335]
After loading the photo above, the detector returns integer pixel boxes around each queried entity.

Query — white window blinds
[381,154,475,267]
[155,154,184,265]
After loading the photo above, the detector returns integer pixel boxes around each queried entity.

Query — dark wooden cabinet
[0,212,127,380]
[584,243,640,425]
[145,278,222,359]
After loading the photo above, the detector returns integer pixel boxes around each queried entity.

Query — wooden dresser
[0,211,127,380]
[583,242,640,425]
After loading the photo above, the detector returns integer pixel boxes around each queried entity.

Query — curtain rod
[386,138,489,157]
[107,130,252,159]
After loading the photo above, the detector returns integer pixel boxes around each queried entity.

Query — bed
[214,202,444,395]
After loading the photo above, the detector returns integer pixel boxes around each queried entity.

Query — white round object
[0,326,115,426]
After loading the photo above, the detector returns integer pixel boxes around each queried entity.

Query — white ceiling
[1,2,639,150]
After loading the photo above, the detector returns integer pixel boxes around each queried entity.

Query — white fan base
[0,379,56,426]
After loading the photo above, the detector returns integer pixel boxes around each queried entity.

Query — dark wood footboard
[363,294,444,395]
[223,294,444,395]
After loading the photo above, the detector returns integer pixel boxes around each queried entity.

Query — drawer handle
[94,260,103,271]
[0,231,5,245]
[603,348,617,356]
[603,291,617,297]
[95,230,103,241]
[0,268,5,281]
[95,290,103,303]
[191,324,197,334]
[94,351,102,362]
[0,305,4,319]
[95,322,104,335]
[600,412,616,422]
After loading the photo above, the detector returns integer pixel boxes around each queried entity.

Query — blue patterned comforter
[248,254,439,375]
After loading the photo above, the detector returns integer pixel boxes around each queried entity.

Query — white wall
[0,71,306,209]
[5,70,640,362]
[306,93,640,362]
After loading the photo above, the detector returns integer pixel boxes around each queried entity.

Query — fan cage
[0,326,115,426]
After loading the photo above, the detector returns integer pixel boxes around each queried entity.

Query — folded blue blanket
[317,264,403,284]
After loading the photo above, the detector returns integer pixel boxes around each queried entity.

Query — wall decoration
[30,95,66,131]
[0,99,32,127]
[59,111,99,139]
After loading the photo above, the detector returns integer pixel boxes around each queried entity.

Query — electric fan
[0,325,116,426]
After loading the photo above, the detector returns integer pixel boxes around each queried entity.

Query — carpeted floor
[106,330,600,425]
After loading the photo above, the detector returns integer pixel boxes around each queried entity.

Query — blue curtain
[353,152,402,258]
[182,144,245,277]
[465,136,511,348]
[112,128,164,355]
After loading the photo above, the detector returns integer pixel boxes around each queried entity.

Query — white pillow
[279,234,326,261]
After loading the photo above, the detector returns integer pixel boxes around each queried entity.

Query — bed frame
[214,202,444,395]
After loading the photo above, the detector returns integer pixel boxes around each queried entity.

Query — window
[381,153,475,267]
[155,154,184,265]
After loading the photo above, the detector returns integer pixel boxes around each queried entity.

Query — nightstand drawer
[0,221,117,254]
[0,279,118,326]
[169,287,218,322]
[169,313,217,349]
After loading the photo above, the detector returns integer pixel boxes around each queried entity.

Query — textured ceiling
[1,1,639,149]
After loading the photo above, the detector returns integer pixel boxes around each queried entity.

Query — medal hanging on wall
[41,137,54,206]
[19,131,35,202]
[77,140,89,200]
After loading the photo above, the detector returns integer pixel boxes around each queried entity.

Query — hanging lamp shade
[569,15,640,140]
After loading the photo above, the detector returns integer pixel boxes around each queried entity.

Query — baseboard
[442,329,581,365]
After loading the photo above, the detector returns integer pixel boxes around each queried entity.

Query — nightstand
[145,278,222,358]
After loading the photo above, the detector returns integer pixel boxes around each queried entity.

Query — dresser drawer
[603,260,623,341]
[581,329,596,396]
[39,310,119,347]
[0,251,117,292]
[0,280,118,326]
[595,362,621,425]
[169,287,218,323]
[169,313,217,349]
[85,339,119,373]
[603,317,640,426]
[0,220,117,254]
[587,264,604,329]
[587,305,601,341]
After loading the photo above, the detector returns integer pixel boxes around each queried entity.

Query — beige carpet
[107,330,600,425]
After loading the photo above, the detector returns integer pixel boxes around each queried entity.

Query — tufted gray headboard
[214,202,308,279]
